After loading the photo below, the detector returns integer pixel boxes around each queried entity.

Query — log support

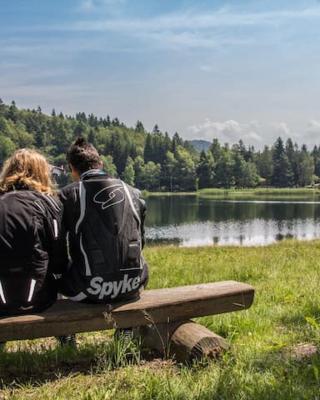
[138,320,229,363]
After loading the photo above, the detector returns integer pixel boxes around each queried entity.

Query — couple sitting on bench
[0,138,148,327]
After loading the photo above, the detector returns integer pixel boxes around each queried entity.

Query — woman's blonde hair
[0,149,54,194]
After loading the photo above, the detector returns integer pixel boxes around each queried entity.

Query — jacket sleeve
[139,197,147,249]
[43,196,69,275]
[49,221,69,275]
[131,188,147,249]
[58,183,79,233]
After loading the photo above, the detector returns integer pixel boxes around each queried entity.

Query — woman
[0,149,67,316]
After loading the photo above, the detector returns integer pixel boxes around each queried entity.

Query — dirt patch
[287,343,318,361]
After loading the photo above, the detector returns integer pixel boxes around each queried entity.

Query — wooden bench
[0,281,254,362]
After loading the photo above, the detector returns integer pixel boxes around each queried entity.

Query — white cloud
[272,122,293,138]
[20,4,320,50]
[307,119,320,133]
[74,5,320,31]
[80,0,94,11]
[144,31,220,50]
[79,0,126,13]
[271,121,319,146]
[188,119,263,146]
[302,120,320,145]
[76,4,320,49]
[188,119,320,148]
[199,65,213,72]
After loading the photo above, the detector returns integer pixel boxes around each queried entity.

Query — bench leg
[137,320,229,363]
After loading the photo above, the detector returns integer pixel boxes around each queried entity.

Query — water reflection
[145,196,320,247]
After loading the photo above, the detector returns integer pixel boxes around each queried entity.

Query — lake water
[145,195,320,247]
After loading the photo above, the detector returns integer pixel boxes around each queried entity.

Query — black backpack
[75,178,143,302]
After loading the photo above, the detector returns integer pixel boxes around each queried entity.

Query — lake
[144,195,320,247]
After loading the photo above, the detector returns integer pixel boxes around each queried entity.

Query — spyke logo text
[87,274,140,299]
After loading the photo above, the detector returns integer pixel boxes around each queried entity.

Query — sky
[1,0,320,148]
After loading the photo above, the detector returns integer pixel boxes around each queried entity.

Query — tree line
[0,99,319,191]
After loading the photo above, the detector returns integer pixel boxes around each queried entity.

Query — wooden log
[0,281,254,342]
[138,321,229,363]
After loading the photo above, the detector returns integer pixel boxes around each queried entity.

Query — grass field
[1,240,320,399]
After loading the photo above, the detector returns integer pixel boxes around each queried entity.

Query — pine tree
[271,137,294,187]
[152,124,160,134]
[162,151,177,191]
[210,138,222,161]
[34,129,45,148]
[112,117,120,126]
[123,157,135,185]
[0,136,16,165]
[233,152,247,188]
[143,133,153,163]
[214,149,235,188]
[0,98,6,117]
[107,131,130,175]
[196,151,215,189]
[286,138,299,185]
[135,120,144,132]
[88,128,97,147]
[312,146,320,177]
[240,162,260,188]
[172,132,183,154]
[256,146,273,185]
[8,101,18,123]
[297,145,314,186]
[174,146,197,191]
[133,156,145,188]
[101,155,117,177]
[139,162,161,190]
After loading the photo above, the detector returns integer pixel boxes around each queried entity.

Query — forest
[0,99,319,191]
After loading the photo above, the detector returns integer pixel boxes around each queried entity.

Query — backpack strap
[121,181,142,251]
[76,181,86,235]
[121,182,141,226]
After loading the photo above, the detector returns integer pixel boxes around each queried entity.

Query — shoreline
[145,237,320,249]
[143,187,320,198]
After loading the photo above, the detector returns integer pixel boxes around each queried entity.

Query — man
[59,137,148,303]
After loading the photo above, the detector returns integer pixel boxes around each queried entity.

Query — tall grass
[1,240,320,399]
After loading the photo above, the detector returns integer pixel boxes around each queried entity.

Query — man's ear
[70,164,80,181]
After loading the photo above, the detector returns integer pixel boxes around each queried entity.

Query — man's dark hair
[67,137,102,174]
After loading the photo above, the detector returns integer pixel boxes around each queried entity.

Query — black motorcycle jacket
[0,189,67,316]
[59,169,148,303]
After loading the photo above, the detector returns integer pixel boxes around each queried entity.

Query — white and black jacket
[58,170,148,303]
[0,189,67,316]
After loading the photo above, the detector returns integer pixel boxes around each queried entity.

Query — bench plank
[0,281,254,341]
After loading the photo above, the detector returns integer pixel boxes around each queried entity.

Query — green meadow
[1,240,320,399]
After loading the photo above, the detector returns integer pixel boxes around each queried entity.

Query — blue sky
[1,0,320,147]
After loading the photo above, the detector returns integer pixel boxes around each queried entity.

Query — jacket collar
[80,169,107,180]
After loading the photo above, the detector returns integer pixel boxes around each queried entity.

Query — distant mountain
[188,139,211,152]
